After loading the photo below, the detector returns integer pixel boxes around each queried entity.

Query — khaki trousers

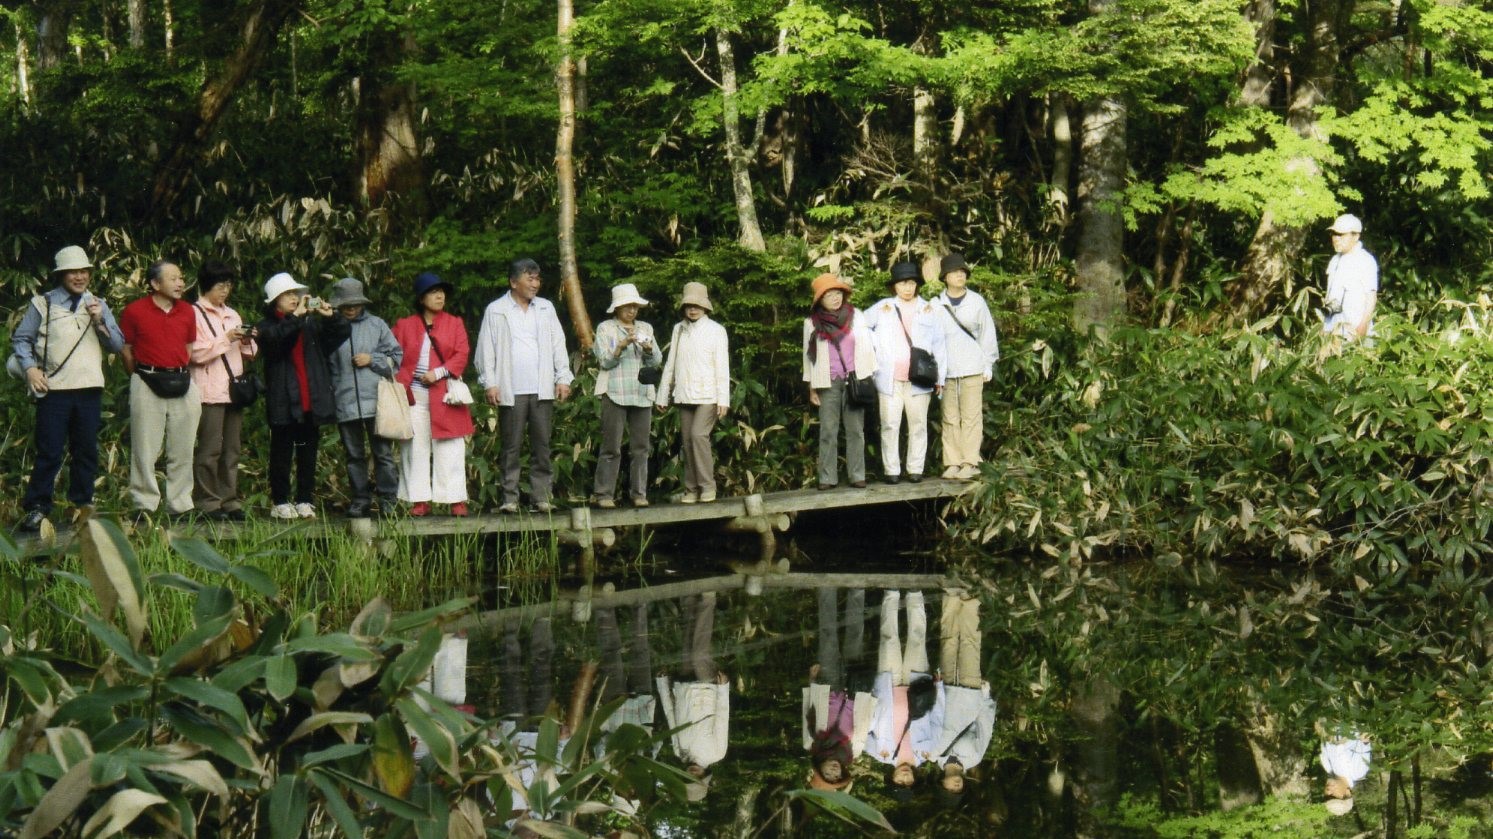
[940,374,985,468]
[677,403,718,495]
[939,592,982,688]
[129,376,202,513]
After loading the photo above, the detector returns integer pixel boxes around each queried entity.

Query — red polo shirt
[121,296,196,368]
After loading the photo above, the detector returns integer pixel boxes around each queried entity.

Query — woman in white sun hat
[591,283,663,508]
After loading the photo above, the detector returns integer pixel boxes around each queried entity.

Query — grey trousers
[594,396,653,500]
[680,592,718,682]
[815,379,867,485]
[500,394,555,505]
[677,403,718,495]
[597,603,653,703]
[339,418,398,505]
[194,403,244,513]
[500,616,554,720]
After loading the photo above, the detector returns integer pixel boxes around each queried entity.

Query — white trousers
[398,388,468,503]
[878,380,930,477]
[877,590,928,686]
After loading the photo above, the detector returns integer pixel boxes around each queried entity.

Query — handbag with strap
[10,295,95,400]
[375,376,414,440]
[423,321,474,406]
[831,337,876,408]
[193,302,261,407]
[894,305,939,389]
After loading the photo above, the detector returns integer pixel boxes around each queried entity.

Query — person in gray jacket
[326,278,403,518]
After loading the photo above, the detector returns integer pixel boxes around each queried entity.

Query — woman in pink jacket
[393,272,475,516]
[189,260,258,520]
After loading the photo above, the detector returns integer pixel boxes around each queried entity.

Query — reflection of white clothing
[935,683,996,769]
[496,723,571,815]
[1322,245,1378,337]
[655,676,730,768]
[877,590,929,683]
[1320,736,1372,787]
[864,671,945,766]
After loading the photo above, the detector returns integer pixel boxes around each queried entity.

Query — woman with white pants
[864,261,947,483]
[392,272,474,516]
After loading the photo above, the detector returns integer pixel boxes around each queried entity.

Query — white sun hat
[607,283,650,313]
[263,272,309,303]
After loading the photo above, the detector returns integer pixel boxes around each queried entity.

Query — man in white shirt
[475,258,575,514]
[1322,214,1378,341]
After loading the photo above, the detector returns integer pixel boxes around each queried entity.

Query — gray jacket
[327,311,402,422]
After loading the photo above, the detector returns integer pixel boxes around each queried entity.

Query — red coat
[393,311,476,440]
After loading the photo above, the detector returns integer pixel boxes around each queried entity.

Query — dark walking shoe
[882,474,900,485]
[223,508,247,521]
[851,480,867,489]
[817,483,836,491]
[17,509,46,533]
[905,473,924,484]
[346,503,371,519]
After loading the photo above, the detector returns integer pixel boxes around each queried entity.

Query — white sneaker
[678,491,699,505]
[957,464,981,481]
[270,503,298,519]
[698,489,717,503]
[941,466,961,480]
[296,503,317,519]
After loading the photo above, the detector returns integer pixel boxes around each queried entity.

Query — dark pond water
[450,504,1493,837]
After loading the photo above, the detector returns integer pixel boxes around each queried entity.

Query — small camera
[306,296,323,309]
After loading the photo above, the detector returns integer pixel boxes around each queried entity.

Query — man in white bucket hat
[1322,214,1378,341]
[12,245,126,532]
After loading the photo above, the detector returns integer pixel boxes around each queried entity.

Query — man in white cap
[12,245,125,532]
[1322,214,1378,341]
[474,258,575,514]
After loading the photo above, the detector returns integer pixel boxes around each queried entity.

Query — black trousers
[269,419,319,505]
[23,388,102,513]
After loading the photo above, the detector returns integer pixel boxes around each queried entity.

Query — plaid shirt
[593,318,662,407]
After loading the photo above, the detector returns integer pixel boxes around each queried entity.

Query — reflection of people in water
[933,590,996,802]
[656,591,731,799]
[596,602,658,737]
[803,588,872,790]
[1320,732,1371,816]
[865,590,945,792]
[495,616,571,822]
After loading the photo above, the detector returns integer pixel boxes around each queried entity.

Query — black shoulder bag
[894,306,939,389]
[194,303,262,407]
[831,336,877,408]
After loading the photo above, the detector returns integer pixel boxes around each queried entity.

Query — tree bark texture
[1243,709,1309,798]
[555,0,594,349]
[1048,94,1074,216]
[148,0,300,219]
[716,29,766,252]
[35,1,77,70]
[1068,676,1121,838]
[1073,92,1128,337]
[1227,0,1342,321]
[15,23,32,108]
[356,30,426,226]
[1214,724,1265,810]
[128,0,146,49]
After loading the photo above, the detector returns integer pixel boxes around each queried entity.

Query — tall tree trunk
[1073,90,1128,332]
[1049,94,1074,217]
[356,30,426,227]
[1069,676,1121,838]
[128,0,146,48]
[1214,724,1264,810]
[1227,0,1340,320]
[555,0,594,348]
[1243,706,1309,798]
[911,34,939,197]
[35,2,76,70]
[15,22,32,109]
[148,0,300,219]
[163,0,174,56]
[716,29,766,252]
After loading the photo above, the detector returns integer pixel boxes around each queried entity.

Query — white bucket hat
[607,283,650,313]
[680,281,714,312]
[1327,214,1363,234]
[263,272,309,303]
[52,246,93,273]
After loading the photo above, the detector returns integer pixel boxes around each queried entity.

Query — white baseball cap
[1327,214,1363,234]
[263,272,309,303]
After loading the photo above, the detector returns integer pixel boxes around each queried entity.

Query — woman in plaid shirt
[590,284,663,507]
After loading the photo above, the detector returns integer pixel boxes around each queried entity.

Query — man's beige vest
[31,295,106,390]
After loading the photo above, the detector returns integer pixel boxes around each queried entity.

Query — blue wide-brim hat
[413,272,451,298]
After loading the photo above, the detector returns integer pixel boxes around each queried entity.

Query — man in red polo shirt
[120,260,201,518]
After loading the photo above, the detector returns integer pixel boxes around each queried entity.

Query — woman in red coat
[393,273,475,516]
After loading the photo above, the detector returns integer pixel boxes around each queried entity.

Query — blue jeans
[23,388,102,513]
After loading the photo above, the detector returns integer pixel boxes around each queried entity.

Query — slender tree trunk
[1214,724,1264,810]
[163,0,174,56]
[1049,95,1074,216]
[35,2,75,70]
[356,30,426,226]
[127,0,146,48]
[15,23,32,109]
[555,0,594,348]
[716,29,766,252]
[1073,87,1128,333]
[1069,676,1121,838]
[149,0,300,219]
[1227,0,1340,320]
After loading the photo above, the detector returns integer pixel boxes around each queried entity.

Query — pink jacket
[190,300,258,405]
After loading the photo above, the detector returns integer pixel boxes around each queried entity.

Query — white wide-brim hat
[52,245,93,273]
[1327,214,1363,234]
[1324,797,1354,816]
[607,283,650,313]
[264,272,309,303]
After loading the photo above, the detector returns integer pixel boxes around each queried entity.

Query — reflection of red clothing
[810,690,854,765]
[393,312,475,439]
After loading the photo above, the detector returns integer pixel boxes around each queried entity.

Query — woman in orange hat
[802,273,878,490]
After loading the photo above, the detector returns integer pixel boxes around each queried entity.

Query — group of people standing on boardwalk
[10,243,997,529]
